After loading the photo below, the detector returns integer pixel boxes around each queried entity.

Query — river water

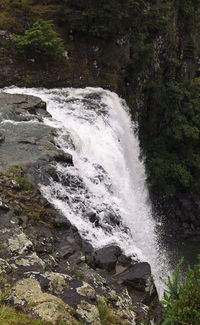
[2,86,172,294]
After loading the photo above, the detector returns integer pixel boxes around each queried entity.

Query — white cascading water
[3,86,170,294]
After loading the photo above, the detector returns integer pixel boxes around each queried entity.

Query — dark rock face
[92,245,122,272]
[116,262,151,291]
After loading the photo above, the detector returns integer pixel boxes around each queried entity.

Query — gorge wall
[1,0,200,235]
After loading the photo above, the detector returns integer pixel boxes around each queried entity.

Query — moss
[14,175,33,191]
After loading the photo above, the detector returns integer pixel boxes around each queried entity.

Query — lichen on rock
[9,278,80,324]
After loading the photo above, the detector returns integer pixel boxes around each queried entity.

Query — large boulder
[8,278,80,324]
[0,92,46,119]
[114,262,158,305]
[116,262,151,291]
[92,245,122,272]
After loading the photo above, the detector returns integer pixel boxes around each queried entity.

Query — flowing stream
[3,86,171,294]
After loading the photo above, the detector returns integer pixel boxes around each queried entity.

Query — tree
[13,20,64,59]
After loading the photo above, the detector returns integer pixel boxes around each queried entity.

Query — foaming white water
[3,86,170,293]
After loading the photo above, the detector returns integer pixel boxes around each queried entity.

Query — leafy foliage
[142,79,200,198]
[55,0,144,40]
[161,256,200,325]
[13,20,64,59]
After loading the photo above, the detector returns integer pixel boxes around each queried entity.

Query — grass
[0,304,53,325]
[97,301,116,325]
[75,270,84,281]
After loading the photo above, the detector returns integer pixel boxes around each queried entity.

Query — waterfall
[3,86,170,294]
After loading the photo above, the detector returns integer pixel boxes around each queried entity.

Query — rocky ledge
[0,92,162,324]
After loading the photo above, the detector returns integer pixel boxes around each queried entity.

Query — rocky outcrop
[0,92,161,324]
[0,92,46,119]
[0,168,138,324]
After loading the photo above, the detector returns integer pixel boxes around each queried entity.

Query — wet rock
[53,213,71,228]
[0,93,46,121]
[93,245,122,272]
[87,211,99,225]
[18,137,38,145]
[50,150,73,165]
[105,212,121,226]
[115,262,151,291]
[45,166,59,182]
[117,254,132,266]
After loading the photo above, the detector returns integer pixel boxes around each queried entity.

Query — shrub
[12,20,64,59]
[5,0,35,32]
[161,256,200,325]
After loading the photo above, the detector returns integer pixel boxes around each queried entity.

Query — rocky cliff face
[0,92,161,324]
[1,2,200,224]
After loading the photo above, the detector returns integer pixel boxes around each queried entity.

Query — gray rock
[7,231,33,256]
[93,245,122,272]
[18,137,38,145]
[115,262,151,292]
[9,278,78,324]
[0,258,12,274]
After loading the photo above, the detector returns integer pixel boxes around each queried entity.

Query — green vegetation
[75,270,84,281]
[9,166,33,190]
[161,256,200,325]
[142,79,200,199]
[0,288,52,325]
[14,175,33,191]
[0,305,51,325]
[97,300,116,325]
[56,0,140,40]
[12,20,64,59]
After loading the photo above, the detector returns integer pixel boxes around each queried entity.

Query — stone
[0,258,12,274]
[76,300,101,325]
[53,213,71,228]
[50,150,73,165]
[93,245,122,272]
[0,93,46,117]
[7,231,33,255]
[76,282,96,300]
[87,211,99,225]
[18,137,38,145]
[10,252,45,272]
[9,278,79,324]
[115,262,151,292]
[42,272,71,295]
